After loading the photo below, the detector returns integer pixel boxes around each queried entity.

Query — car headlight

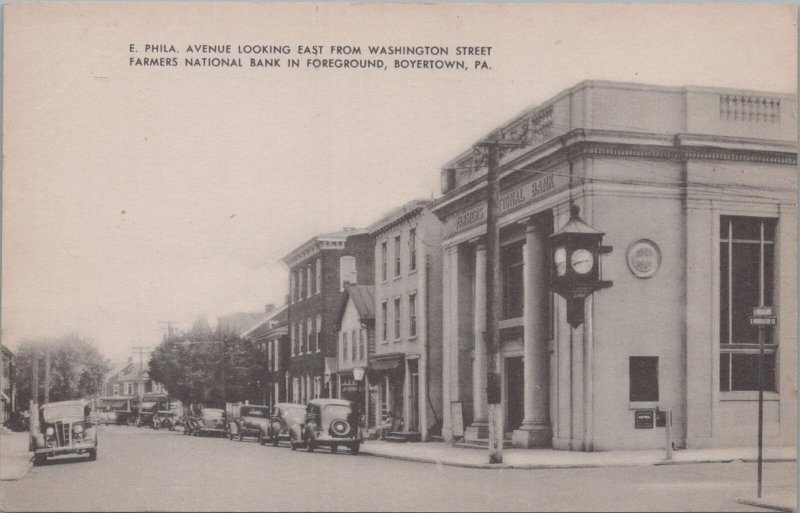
[45,427,54,436]
[73,425,84,434]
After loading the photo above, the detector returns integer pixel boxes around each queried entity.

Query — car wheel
[88,449,97,461]
[331,444,338,454]
[351,442,360,455]
[33,454,46,466]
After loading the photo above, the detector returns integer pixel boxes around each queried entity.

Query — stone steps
[383,431,421,443]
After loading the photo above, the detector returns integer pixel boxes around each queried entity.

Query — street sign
[749,317,777,326]
[752,306,774,317]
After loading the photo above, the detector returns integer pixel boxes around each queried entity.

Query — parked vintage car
[288,399,363,454]
[227,404,269,442]
[136,401,159,427]
[193,408,227,437]
[261,403,306,447]
[3,410,29,432]
[30,400,97,465]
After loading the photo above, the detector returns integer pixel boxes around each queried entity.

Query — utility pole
[479,136,526,464]
[43,347,51,404]
[131,346,152,375]
[30,351,39,442]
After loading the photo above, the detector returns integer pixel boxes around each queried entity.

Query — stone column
[513,222,552,448]
[465,242,488,441]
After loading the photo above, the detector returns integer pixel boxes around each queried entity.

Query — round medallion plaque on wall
[626,239,661,279]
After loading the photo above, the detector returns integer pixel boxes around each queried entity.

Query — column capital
[519,216,545,234]
[469,236,487,251]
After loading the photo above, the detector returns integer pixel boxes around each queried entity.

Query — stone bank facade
[431,80,796,450]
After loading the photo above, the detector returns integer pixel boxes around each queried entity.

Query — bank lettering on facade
[445,173,566,238]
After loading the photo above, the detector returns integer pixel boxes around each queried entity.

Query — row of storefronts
[246,80,796,451]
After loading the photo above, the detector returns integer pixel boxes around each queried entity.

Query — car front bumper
[35,441,97,456]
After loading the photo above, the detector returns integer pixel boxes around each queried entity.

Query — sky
[3,3,796,363]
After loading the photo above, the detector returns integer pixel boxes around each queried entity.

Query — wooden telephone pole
[43,348,51,404]
[479,137,526,464]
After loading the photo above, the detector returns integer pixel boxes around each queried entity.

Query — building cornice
[432,128,797,221]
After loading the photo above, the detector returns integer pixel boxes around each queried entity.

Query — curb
[737,498,796,512]
[361,450,796,471]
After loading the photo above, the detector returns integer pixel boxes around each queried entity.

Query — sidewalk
[0,432,32,481]
[360,440,796,470]
[738,490,797,513]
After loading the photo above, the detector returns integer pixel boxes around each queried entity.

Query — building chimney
[265,303,275,314]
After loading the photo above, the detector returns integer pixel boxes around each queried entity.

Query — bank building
[430,80,796,451]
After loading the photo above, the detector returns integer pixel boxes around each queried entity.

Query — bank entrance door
[505,356,524,433]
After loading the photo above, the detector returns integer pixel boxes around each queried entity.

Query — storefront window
[719,216,776,392]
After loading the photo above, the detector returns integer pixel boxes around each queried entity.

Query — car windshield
[324,404,352,419]
[42,405,84,422]
[241,408,267,418]
[203,410,223,419]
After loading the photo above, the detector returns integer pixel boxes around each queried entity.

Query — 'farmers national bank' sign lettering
[445,173,567,238]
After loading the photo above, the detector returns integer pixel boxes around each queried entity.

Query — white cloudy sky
[3,3,796,362]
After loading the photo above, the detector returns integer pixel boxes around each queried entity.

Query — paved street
[0,425,793,512]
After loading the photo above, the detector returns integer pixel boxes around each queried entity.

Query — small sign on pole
[749,305,776,499]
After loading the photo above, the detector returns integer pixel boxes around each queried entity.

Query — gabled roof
[337,284,375,327]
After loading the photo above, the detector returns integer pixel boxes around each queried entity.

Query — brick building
[242,304,289,409]
[368,200,444,441]
[281,228,375,404]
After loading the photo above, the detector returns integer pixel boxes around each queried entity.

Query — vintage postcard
[0,3,796,512]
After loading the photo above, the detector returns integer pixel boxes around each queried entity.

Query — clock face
[554,247,567,276]
[571,249,594,274]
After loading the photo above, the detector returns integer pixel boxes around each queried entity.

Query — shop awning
[140,401,158,409]
[108,400,128,409]
[369,353,404,372]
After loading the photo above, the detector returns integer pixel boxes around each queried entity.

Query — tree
[148,321,267,408]
[14,333,111,408]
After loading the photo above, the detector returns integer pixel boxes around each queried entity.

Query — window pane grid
[719,216,777,392]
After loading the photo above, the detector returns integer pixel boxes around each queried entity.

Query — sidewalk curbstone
[737,498,796,513]
[360,447,797,471]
